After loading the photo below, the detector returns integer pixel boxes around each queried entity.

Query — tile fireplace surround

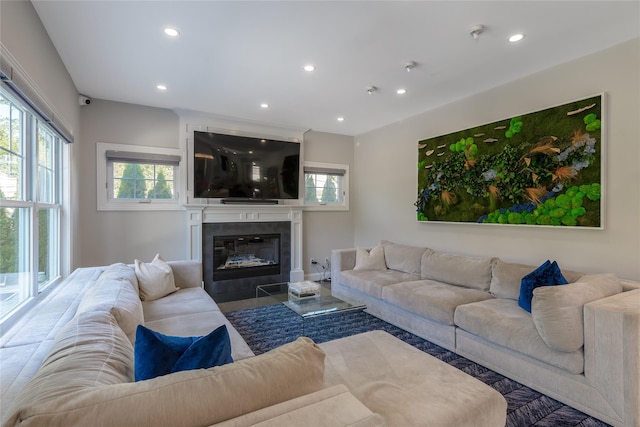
[185,204,304,300]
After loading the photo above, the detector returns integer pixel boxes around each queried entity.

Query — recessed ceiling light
[163,27,180,37]
[337,117,345,122]
[509,33,525,43]
[303,65,316,72]
[260,103,269,109]
[157,84,167,91]
[396,88,407,95]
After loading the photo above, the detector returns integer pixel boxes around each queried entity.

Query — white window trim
[96,142,185,211]
[303,161,349,212]
[0,87,67,326]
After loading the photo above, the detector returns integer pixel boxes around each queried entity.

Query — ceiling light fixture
[367,86,378,95]
[163,27,180,37]
[509,33,525,43]
[337,117,345,122]
[260,103,269,109]
[156,84,167,91]
[405,61,417,72]
[303,64,316,72]
[470,24,485,40]
[396,88,407,95]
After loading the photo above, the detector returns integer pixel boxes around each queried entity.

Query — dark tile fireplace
[203,221,291,302]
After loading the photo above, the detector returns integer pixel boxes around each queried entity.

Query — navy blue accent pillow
[518,260,568,313]
[134,324,233,381]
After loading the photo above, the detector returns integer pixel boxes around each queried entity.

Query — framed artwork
[415,94,603,228]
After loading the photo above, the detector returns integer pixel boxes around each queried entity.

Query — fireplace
[203,221,292,302]
[213,234,280,281]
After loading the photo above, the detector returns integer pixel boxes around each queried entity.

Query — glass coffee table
[256,281,366,335]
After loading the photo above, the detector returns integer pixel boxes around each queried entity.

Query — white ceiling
[32,1,639,136]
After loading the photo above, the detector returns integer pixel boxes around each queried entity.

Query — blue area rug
[225,304,610,427]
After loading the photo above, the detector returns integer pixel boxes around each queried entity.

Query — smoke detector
[470,24,485,40]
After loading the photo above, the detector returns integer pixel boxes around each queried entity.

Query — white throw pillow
[532,273,623,352]
[135,254,179,301]
[353,245,387,271]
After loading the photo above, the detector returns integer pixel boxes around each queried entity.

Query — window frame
[0,88,66,324]
[96,142,185,211]
[303,161,349,211]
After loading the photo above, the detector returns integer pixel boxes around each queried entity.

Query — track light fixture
[367,86,378,95]
[470,24,485,40]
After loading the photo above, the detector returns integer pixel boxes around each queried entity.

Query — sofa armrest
[331,249,357,285]
[584,289,640,427]
[166,260,202,289]
[620,278,640,291]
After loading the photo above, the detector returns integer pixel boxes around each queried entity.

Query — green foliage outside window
[0,189,17,274]
[320,176,337,203]
[116,163,147,198]
[148,170,172,199]
[114,162,174,200]
[305,175,317,203]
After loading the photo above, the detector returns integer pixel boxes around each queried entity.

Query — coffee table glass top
[256,282,366,318]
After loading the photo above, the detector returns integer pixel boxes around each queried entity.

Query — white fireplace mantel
[185,204,304,282]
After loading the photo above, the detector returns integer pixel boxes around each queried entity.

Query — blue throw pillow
[134,324,233,381]
[518,260,568,313]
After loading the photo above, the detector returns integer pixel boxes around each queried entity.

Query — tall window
[0,89,63,320]
[303,162,349,211]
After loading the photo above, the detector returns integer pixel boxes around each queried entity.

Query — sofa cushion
[134,324,233,381]
[4,311,135,425]
[454,299,584,374]
[4,337,325,427]
[381,240,428,275]
[135,253,179,301]
[76,263,143,343]
[518,260,568,312]
[142,287,221,322]
[143,287,255,362]
[532,274,623,353]
[421,251,496,291]
[490,259,583,300]
[214,385,384,427]
[382,280,494,325]
[353,245,386,271]
[340,269,419,299]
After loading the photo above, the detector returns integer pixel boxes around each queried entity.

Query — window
[303,162,349,211]
[97,142,184,211]
[0,89,64,320]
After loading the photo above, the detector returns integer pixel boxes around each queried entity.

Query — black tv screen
[193,131,300,200]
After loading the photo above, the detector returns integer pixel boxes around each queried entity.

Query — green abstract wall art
[415,94,603,228]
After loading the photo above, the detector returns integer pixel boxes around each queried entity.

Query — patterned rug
[225,304,610,427]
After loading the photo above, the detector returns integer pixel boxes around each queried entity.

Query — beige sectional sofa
[331,240,640,427]
[3,259,507,427]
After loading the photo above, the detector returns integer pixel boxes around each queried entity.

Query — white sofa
[331,240,640,427]
[3,260,507,427]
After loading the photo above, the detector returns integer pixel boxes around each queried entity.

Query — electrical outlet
[310,258,317,265]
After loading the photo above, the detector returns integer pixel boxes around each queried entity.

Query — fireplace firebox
[213,234,280,281]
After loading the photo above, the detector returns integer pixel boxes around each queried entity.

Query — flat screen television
[193,131,300,200]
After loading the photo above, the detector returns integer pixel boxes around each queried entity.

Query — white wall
[76,100,185,267]
[353,39,640,280]
[302,131,355,277]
